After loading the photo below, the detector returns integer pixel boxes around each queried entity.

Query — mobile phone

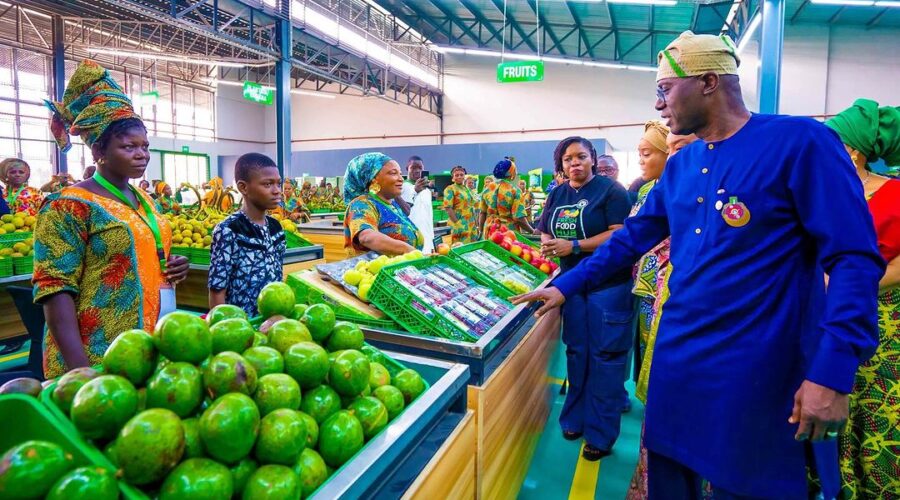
[421,170,430,178]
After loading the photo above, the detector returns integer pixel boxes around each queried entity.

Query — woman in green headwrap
[342,152,423,257]
[825,98,900,500]
[35,60,190,378]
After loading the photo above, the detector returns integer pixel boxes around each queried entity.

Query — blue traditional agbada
[553,113,884,497]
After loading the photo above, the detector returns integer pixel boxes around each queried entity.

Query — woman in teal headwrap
[826,98,900,500]
[343,153,423,256]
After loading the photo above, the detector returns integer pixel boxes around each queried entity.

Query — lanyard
[5,185,24,205]
[93,173,167,271]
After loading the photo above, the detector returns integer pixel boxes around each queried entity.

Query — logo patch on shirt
[721,196,751,227]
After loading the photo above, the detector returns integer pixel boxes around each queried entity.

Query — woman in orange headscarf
[154,181,181,214]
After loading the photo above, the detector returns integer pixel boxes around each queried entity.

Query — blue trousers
[559,280,634,450]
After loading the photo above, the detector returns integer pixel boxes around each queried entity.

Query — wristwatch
[571,239,581,255]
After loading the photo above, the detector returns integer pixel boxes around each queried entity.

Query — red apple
[548,262,559,272]
[490,231,505,245]
[510,245,523,257]
[521,251,532,263]
[505,231,517,242]
[500,239,512,251]
[539,262,551,274]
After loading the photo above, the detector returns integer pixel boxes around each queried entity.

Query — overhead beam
[425,0,482,46]
[487,0,537,52]
[458,0,506,49]
[620,33,651,60]
[866,7,889,28]
[527,0,567,55]
[789,0,809,24]
[565,2,595,58]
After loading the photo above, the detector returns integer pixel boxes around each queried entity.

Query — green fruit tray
[190,248,211,266]
[310,209,331,214]
[286,270,383,321]
[513,231,541,250]
[169,246,192,258]
[12,254,33,275]
[432,208,448,222]
[2,393,145,499]
[0,231,31,244]
[335,311,403,332]
[284,231,312,249]
[448,240,547,293]
[367,255,513,343]
[0,257,12,277]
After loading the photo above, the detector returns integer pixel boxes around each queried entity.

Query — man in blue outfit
[513,31,884,498]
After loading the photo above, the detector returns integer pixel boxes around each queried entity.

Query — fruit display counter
[295,220,452,263]
[175,245,326,310]
[289,251,560,499]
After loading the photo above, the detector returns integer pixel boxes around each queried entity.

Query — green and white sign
[497,61,544,83]
[242,81,274,105]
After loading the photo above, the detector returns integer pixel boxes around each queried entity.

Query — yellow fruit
[12,217,24,228]
[343,269,362,286]
[10,252,23,258]
[181,229,193,238]
[0,214,12,223]
[192,233,202,243]
[1,223,14,233]
[172,234,183,243]
[0,248,12,256]
[202,236,212,246]
[0,229,6,235]
[12,242,27,253]
[358,283,371,301]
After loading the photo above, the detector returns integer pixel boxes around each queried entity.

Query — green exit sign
[497,61,544,83]
[242,81,274,105]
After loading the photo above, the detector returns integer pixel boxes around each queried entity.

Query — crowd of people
[2,29,897,499]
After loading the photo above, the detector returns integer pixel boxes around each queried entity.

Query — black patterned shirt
[208,211,286,316]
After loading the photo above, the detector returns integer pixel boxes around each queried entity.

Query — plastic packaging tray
[449,240,548,293]
[314,251,379,298]
[367,255,514,343]
[286,271,383,321]
[284,231,313,248]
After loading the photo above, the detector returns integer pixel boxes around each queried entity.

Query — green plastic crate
[191,248,211,266]
[0,231,31,245]
[432,208,448,222]
[367,255,513,343]
[513,231,541,250]
[284,231,312,248]
[0,257,12,277]
[449,240,547,293]
[170,246,192,258]
[12,255,32,275]
[286,271,382,321]
[29,391,148,499]
[335,311,402,332]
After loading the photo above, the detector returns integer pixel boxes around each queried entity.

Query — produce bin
[0,393,140,499]
[285,231,313,248]
[309,352,470,499]
[0,258,12,277]
[367,256,515,343]
[449,240,548,294]
[12,255,32,275]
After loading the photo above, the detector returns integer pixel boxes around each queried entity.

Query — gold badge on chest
[721,196,750,227]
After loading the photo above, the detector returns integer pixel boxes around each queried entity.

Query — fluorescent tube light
[206,79,336,99]
[874,0,900,5]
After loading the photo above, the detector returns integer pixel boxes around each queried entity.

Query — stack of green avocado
[0,281,428,500]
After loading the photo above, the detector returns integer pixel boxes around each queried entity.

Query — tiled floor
[519,341,644,500]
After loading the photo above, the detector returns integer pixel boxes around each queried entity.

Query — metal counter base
[310,352,470,499]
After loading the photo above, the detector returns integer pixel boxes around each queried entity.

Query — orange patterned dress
[33,186,172,378]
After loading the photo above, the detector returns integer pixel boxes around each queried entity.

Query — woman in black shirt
[537,136,634,461]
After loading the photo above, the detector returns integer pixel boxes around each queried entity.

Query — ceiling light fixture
[435,46,656,71]
[874,0,900,5]
[810,0,876,4]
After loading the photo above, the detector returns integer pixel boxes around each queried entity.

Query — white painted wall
[737,24,900,117]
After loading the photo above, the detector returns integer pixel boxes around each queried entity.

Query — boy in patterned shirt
[208,153,286,316]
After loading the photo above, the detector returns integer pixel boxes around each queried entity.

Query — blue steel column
[275,17,292,178]
[52,15,68,174]
[758,0,784,114]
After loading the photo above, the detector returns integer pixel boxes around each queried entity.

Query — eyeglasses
[655,87,667,104]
